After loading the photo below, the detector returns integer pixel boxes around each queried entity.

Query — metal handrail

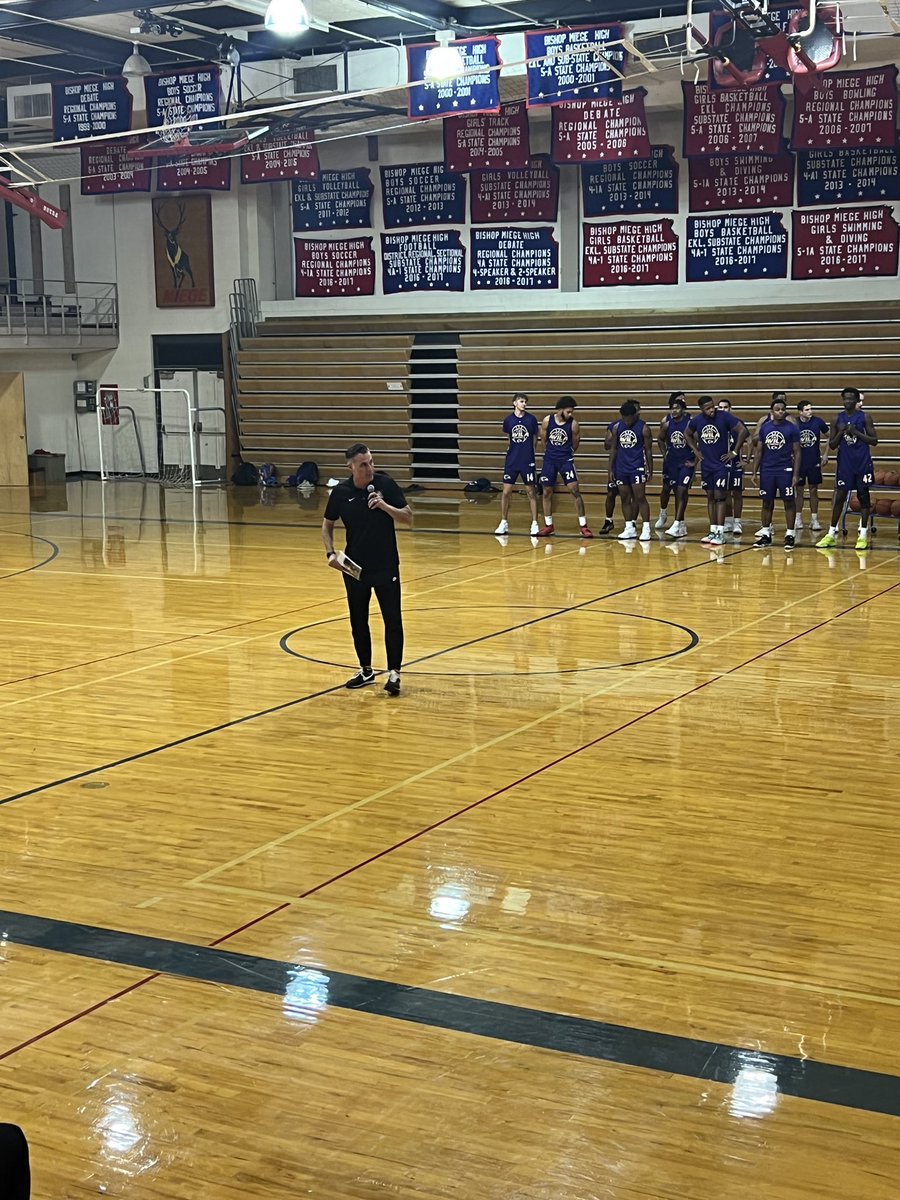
[0,277,118,344]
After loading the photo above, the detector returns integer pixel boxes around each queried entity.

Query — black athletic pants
[0,1124,31,1199]
[343,571,404,672]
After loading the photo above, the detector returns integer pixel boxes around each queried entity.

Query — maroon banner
[683,82,785,156]
[792,207,899,279]
[444,103,530,172]
[470,158,559,223]
[689,151,794,211]
[551,89,651,163]
[582,220,678,286]
[81,139,151,194]
[294,237,375,297]
[792,67,898,150]
[157,155,232,191]
[242,130,319,183]
[0,178,66,229]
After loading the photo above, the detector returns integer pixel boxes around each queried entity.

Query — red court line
[2,574,896,1063]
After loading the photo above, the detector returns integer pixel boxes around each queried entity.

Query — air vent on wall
[291,64,339,95]
[13,90,51,120]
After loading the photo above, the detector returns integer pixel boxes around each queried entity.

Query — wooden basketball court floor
[1,478,899,1199]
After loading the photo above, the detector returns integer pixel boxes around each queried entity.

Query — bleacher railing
[0,277,118,343]
[228,278,262,459]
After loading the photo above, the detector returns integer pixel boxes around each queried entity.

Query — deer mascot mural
[154,199,195,291]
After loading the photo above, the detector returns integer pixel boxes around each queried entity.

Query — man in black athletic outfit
[322,443,413,696]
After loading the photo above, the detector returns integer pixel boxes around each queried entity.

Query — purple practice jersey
[797,415,828,473]
[545,415,575,459]
[664,413,692,466]
[758,417,799,471]
[615,419,646,474]
[503,411,539,463]
[688,409,741,466]
[836,409,873,474]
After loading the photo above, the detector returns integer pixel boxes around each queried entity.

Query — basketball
[884,471,900,487]
[849,496,861,512]
[875,499,892,517]
[892,501,900,518]
[874,469,886,484]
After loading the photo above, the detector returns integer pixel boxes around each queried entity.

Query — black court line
[0,531,59,581]
[0,548,739,807]
[0,907,897,1119]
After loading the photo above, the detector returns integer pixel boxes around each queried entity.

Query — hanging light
[423,30,465,84]
[122,42,152,78]
[265,0,309,36]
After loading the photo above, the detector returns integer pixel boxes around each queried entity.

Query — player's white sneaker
[494,520,509,535]
[723,517,735,532]
[654,511,667,529]
[666,521,686,537]
[529,520,540,536]
[618,523,637,540]
[811,515,822,531]
[639,522,652,541]
[794,516,804,531]
[732,520,743,535]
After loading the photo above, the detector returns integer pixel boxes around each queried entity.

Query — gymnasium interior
[1,1,899,1197]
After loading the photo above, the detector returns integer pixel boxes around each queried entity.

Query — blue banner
[382,231,465,293]
[796,148,900,207]
[526,25,626,106]
[292,169,372,231]
[471,227,559,290]
[582,146,678,216]
[709,4,799,87]
[52,77,132,141]
[687,212,788,282]
[145,66,220,134]
[407,37,500,119]
[381,163,466,228]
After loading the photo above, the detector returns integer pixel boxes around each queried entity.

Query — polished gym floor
[1,479,899,1199]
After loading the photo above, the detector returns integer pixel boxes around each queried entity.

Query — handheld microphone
[367,484,375,494]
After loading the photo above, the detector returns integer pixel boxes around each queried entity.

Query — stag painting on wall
[152,193,215,307]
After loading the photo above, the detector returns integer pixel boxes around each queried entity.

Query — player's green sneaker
[815,532,837,548]
[855,533,869,550]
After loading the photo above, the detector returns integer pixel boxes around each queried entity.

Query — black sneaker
[784,532,796,550]
[753,533,772,547]
[346,668,375,689]
[384,673,401,697]
[599,519,614,535]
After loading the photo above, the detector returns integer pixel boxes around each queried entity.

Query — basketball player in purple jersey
[717,398,745,535]
[655,392,694,537]
[685,395,747,546]
[610,401,654,541]
[495,392,540,536]
[600,399,643,535]
[791,400,830,534]
[816,387,879,550]
[751,396,801,548]
[537,396,593,537]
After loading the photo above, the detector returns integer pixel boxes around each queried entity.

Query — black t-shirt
[324,472,407,575]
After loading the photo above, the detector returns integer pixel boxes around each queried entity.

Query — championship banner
[708,4,802,88]
[470,227,559,289]
[792,206,899,279]
[796,148,900,206]
[470,158,559,223]
[52,77,132,141]
[791,67,898,150]
[81,139,152,194]
[444,104,530,172]
[683,82,785,156]
[294,237,376,297]
[157,156,231,191]
[687,212,787,281]
[292,169,372,231]
[381,163,466,228]
[382,231,465,293]
[145,67,220,134]
[582,220,678,286]
[407,37,500,119]
[551,89,652,163]
[240,130,319,183]
[581,146,678,216]
[525,25,627,106]
[689,151,794,211]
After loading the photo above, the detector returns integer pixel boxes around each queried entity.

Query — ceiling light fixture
[423,30,465,85]
[264,0,310,36]
[122,42,152,78]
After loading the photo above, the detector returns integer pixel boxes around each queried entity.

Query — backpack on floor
[288,461,320,487]
[259,462,278,488]
[464,477,497,494]
[231,460,258,486]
